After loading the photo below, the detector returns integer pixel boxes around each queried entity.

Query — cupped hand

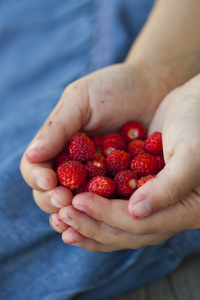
[20,62,167,223]
[55,194,173,251]
[128,73,200,219]
[54,74,200,251]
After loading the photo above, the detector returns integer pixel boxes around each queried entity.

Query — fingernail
[36,178,49,190]
[64,218,77,228]
[52,218,68,233]
[73,203,87,214]
[64,229,81,246]
[131,200,153,218]
[51,196,63,209]
[60,210,78,227]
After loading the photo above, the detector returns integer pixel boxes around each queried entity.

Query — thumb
[128,143,200,219]
[25,81,90,163]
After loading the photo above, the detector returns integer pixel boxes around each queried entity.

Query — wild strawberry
[88,176,116,198]
[56,160,87,190]
[137,175,156,188]
[130,153,159,177]
[127,139,145,158]
[68,136,95,163]
[85,160,107,179]
[156,155,165,172]
[105,150,131,176]
[91,136,105,152]
[120,122,146,142]
[144,131,163,155]
[54,149,70,168]
[114,170,138,197]
[102,134,126,156]
[73,181,89,195]
[94,152,105,162]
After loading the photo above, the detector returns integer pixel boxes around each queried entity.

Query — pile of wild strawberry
[54,122,165,199]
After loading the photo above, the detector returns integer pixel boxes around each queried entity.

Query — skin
[20,0,200,251]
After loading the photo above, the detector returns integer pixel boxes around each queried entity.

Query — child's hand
[20,62,167,224]
[51,74,200,251]
[54,195,173,251]
[129,73,200,219]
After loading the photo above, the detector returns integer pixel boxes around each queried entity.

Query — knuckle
[84,229,97,240]
[131,222,150,235]
[164,188,176,207]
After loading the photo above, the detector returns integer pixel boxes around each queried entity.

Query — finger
[33,186,73,214]
[72,193,155,235]
[59,205,125,247]
[71,191,199,235]
[62,227,120,252]
[49,213,69,233]
[128,143,200,218]
[25,81,90,163]
[72,193,135,232]
[20,156,57,191]
[59,204,171,248]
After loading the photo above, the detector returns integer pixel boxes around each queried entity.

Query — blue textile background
[1,1,200,299]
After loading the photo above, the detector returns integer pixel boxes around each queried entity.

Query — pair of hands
[20,63,200,252]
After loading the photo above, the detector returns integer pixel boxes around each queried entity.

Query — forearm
[126,0,200,89]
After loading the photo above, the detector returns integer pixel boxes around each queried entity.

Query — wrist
[123,57,176,126]
[125,0,200,100]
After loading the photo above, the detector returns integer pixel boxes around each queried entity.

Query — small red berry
[73,181,89,195]
[102,134,126,156]
[144,131,163,155]
[120,122,146,142]
[87,176,116,198]
[91,136,105,151]
[114,170,138,197]
[105,150,131,176]
[68,136,95,163]
[137,175,156,188]
[56,160,87,190]
[156,155,165,172]
[54,149,70,168]
[94,152,105,162]
[130,153,159,177]
[127,139,145,158]
[85,160,107,179]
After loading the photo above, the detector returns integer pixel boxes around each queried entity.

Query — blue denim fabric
[1,1,200,299]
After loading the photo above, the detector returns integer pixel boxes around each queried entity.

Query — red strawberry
[91,136,105,152]
[68,136,95,163]
[54,149,70,168]
[156,155,165,172]
[102,134,126,156]
[105,150,131,176]
[87,176,116,198]
[144,131,163,155]
[127,139,145,158]
[56,160,87,190]
[130,153,159,177]
[137,175,156,188]
[85,160,107,179]
[73,181,89,195]
[114,170,138,197]
[120,122,146,142]
[94,152,105,162]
